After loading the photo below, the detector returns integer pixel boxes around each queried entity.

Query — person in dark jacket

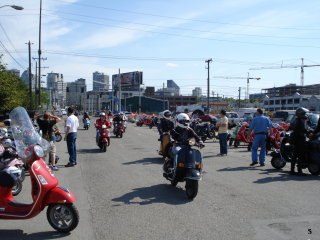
[290,107,309,176]
[157,110,174,150]
[166,113,204,169]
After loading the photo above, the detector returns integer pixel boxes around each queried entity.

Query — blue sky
[1,0,320,98]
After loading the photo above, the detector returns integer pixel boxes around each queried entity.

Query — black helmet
[163,110,172,120]
[295,107,309,119]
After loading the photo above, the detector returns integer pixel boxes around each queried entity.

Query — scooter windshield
[9,107,50,162]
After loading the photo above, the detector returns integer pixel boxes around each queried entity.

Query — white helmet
[176,113,190,128]
[163,110,172,120]
[100,112,106,117]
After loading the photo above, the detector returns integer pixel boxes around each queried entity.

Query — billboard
[112,71,143,91]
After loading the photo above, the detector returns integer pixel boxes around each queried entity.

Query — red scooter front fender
[42,186,76,207]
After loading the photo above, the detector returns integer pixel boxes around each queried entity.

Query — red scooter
[96,124,110,152]
[113,122,125,138]
[234,122,254,151]
[0,107,79,233]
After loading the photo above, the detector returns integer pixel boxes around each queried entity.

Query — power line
[40,13,320,49]
[47,0,320,31]
[34,9,320,41]
[0,41,26,69]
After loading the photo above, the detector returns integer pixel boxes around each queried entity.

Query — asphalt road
[1,120,320,240]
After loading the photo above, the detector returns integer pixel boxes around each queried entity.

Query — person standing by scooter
[64,107,79,167]
[290,107,309,175]
[216,110,228,156]
[249,109,273,167]
[36,112,61,171]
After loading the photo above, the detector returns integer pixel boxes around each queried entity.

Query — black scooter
[270,132,320,175]
[163,139,204,200]
[190,119,216,142]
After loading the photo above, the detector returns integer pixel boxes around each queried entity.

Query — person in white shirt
[216,109,229,156]
[64,107,79,167]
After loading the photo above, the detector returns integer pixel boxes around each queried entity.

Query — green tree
[0,59,29,112]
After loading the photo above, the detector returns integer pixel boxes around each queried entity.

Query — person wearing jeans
[217,110,228,156]
[64,107,79,167]
[249,108,273,167]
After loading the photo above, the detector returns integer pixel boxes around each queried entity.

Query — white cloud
[166,63,178,67]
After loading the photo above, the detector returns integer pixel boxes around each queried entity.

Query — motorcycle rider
[165,113,204,170]
[157,110,174,154]
[95,113,111,145]
[113,112,126,129]
[290,107,309,176]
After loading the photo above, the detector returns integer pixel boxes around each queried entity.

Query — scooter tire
[55,134,62,142]
[271,156,286,169]
[247,142,252,151]
[20,169,25,182]
[47,203,79,233]
[308,164,320,176]
[102,142,107,152]
[234,140,240,148]
[12,178,22,196]
[170,179,178,187]
[120,132,123,138]
[185,179,198,200]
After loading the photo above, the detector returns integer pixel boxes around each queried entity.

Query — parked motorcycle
[163,138,204,200]
[149,117,159,129]
[190,119,216,142]
[83,119,90,130]
[233,122,254,151]
[229,123,241,146]
[0,148,24,196]
[0,107,79,233]
[96,124,110,152]
[114,122,125,138]
[270,132,320,175]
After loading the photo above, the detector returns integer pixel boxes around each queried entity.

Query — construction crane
[249,58,320,86]
[212,73,261,102]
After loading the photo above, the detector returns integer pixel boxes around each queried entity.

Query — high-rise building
[47,72,65,107]
[155,80,180,96]
[192,87,202,98]
[66,78,87,108]
[21,69,36,91]
[93,71,109,92]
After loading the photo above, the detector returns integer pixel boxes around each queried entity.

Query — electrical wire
[47,0,320,31]
[40,13,320,49]
[0,41,26,69]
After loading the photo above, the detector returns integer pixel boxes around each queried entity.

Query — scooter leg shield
[43,187,76,206]
[185,169,202,181]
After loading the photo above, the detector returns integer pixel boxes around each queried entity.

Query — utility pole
[118,68,121,112]
[26,41,33,109]
[246,72,260,104]
[205,58,212,113]
[38,0,43,109]
[33,57,47,108]
[34,61,37,106]
[238,87,241,109]
[163,82,165,111]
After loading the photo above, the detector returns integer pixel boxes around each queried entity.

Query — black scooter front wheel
[47,203,79,233]
[271,156,286,169]
[185,179,198,200]
[308,164,320,176]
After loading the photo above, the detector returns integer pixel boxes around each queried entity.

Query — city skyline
[1,0,320,98]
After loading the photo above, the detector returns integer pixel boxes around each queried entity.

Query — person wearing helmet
[95,112,111,145]
[290,107,309,176]
[166,113,204,169]
[113,112,126,129]
[157,110,174,151]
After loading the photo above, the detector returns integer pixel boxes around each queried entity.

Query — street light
[0,5,24,10]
